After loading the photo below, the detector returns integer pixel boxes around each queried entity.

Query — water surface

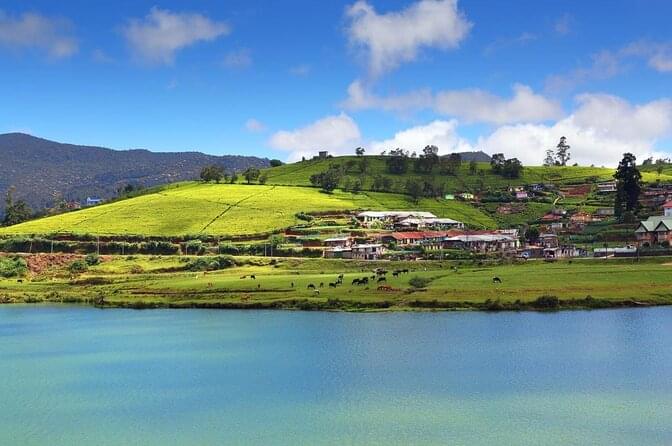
[1,305,671,445]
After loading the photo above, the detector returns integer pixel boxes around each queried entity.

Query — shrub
[532,295,560,309]
[68,260,89,274]
[185,255,236,271]
[409,276,431,289]
[85,253,101,266]
[0,256,28,278]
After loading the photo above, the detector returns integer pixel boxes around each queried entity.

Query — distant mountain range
[0,133,269,214]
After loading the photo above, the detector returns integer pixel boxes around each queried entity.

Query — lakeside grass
[2,254,671,311]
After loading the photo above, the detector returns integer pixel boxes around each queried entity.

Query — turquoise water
[1,306,671,445]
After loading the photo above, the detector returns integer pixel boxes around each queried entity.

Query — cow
[360,277,369,285]
[492,277,502,284]
[329,282,337,288]
[307,283,316,289]
[250,275,256,280]
[313,289,320,295]
[377,277,386,283]
[319,282,324,288]
[291,282,294,288]
[240,275,247,279]
[17,279,23,283]
[338,273,344,280]
[392,271,399,278]
[352,278,361,285]
[207,282,213,288]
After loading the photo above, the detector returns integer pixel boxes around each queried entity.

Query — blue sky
[1,0,672,165]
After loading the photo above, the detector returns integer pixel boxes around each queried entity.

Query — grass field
[1,254,671,311]
[0,182,496,237]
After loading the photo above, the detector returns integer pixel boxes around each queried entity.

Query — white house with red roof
[664,200,672,217]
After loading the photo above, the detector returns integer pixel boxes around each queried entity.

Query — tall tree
[386,148,409,174]
[200,165,224,183]
[613,153,641,221]
[468,159,478,175]
[555,136,571,166]
[3,187,33,226]
[242,167,261,184]
[490,153,506,174]
[440,153,462,175]
[355,147,365,156]
[405,179,423,203]
[543,149,556,167]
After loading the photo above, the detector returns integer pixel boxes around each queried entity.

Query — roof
[351,243,383,249]
[637,216,672,232]
[663,201,672,208]
[323,237,350,242]
[387,231,447,240]
[357,211,437,219]
[398,217,462,225]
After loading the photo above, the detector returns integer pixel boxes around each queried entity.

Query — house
[323,236,352,248]
[538,233,559,248]
[394,217,464,230]
[324,246,352,259]
[381,231,451,249]
[635,216,672,246]
[594,208,615,218]
[664,201,672,217]
[540,213,562,223]
[442,231,519,253]
[529,183,545,192]
[570,212,594,224]
[544,245,587,259]
[350,243,385,260]
[515,191,529,200]
[457,193,475,201]
[318,151,329,159]
[356,211,437,227]
[86,197,103,206]
[444,194,455,200]
[597,181,617,194]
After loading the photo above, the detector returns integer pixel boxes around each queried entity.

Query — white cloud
[0,10,78,58]
[370,120,473,155]
[434,84,562,125]
[222,48,252,69]
[623,41,672,73]
[245,118,266,133]
[343,81,561,125]
[268,113,362,161]
[554,13,573,36]
[345,0,471,76]
[479,94,672,166]
[122,7,229,65]
[545,50,622,92]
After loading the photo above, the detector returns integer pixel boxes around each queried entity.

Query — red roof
[663,201,672,208]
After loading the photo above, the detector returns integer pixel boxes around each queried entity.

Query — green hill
[263,156,671,192]
[0,182,496,237]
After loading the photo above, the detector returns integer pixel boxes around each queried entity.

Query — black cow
[377,277,386,283]
[308,283,316,289]
[492,277,502,284]
[329,282,337,288]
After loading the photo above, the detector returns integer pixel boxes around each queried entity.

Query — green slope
[263,156,672,192]
[0,182,496,237]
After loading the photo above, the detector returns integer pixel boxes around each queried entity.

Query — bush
[68,260,89,274]
[532,295,560,309]
[85,253,101,266]
[0,256,28,278]
[185,255,236,271]
[409,276,431,289]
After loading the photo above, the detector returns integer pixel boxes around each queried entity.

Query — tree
[258,173,268,185]
[269,159,283,167]
[200,165,224,183]
[524,227,540,243]
[3,187,33,227]
[309,166,342,192]
[543,149,556,167]
[415,145,439,173]
[229,172,239,184]
[440,153,462,175]
[501,158,523,179]
[355,147,365,156]
[555,136,571,166]
[386,148,409,174]
[613,153,641,221]
[242,167,260,184]
[490,153,506,174]
[372,175,392,192]
[468,159,478,175]
[405,179,423,202]
[358,156,369,174]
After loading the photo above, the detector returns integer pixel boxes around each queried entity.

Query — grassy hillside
[263,156,672,192]
[0,182,496,237]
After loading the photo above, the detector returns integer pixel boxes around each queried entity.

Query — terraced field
[0,182,496,237]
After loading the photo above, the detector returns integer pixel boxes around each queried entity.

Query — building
[350,243,385,260]
[539,233,559,248]
[597,181,617,194]
[318,151,329,158]
[323,236,352,248]
[457,193,475,201]
[356,211,437,227]
[635,216,672,246]
[381,231,452,249]
[442,231,519,253]
[515,191,529,200]
[86,197,103,206]
[323,246,352,259]
[394,217,464,230]
[664,201,672,217]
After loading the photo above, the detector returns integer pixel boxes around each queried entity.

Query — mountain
[0,133,269,213]
[449,151,491,162]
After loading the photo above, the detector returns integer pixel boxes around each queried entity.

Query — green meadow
[0,183,496,237]
[2,254,671,311]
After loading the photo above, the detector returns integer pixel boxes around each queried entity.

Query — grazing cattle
[360,277,369,285]
[319,282,324,288]
[250,275,256,280]
[240,275,247,279]
[492,277,502,284]
[392,271,399,278]
[329,282,337,288]
[307,283,316,289]
[17,279,23,283]
[207,282,213,288]
[370,275,376,280]
[377,277,386,283]
[241,294,251,301]
[338,274,344,280]
[313,289,320,295]
[257,284,261,289]
[291,282,294,288]
[352,278,360,285]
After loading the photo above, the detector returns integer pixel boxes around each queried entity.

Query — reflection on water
[1,306,671,445]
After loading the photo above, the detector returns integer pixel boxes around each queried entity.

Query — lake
[1,305,671,445]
